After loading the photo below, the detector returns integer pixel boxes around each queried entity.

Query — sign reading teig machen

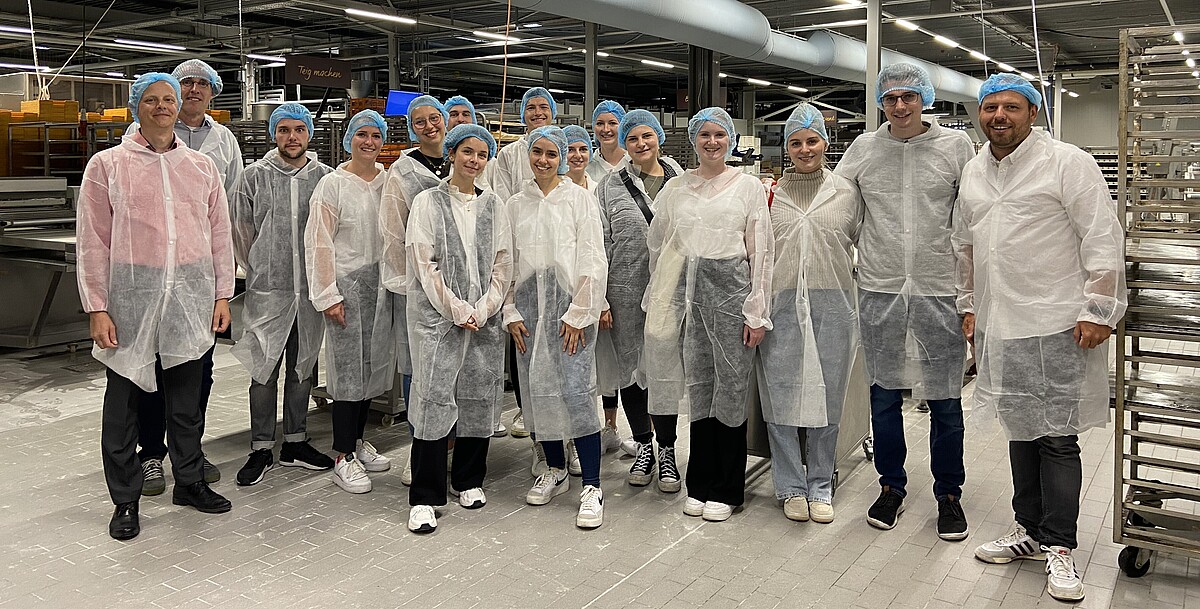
[285,55,352,89]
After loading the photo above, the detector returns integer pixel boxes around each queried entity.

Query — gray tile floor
[1,344,1196,609]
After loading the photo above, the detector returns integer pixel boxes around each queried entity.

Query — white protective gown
[487,135,533,202]
[953,129,1127,441]
[593,156,684,395]
[304,162,395,402]
[229,149,332,384]
[177,116,244,199]
[502,178,608,441]
[76,133,235,392]
[379,149,442,376]
[834,120,975,400]
[643,167,774,427]
[585,149,628,184]
[757,169,862,428]
[406,179,513,440]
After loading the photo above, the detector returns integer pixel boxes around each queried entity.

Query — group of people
[78,57,1125,603]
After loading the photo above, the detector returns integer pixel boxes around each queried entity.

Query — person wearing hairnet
[405,124,512,534]
[78,73,234,540]
[833,63,974,538]
[956,74,1126,603]
[594,109,686,490]
[586,100,628,184]
[643,107,773,522]
[503,125,609,529]
[305,109,396,494]
[564,125,597,193]
[229,103,335,487]
[444,95,477,128]
[758,104,861,525]
[137,58,243,494]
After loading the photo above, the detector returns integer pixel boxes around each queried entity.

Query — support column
[585,22,598,114]
[241,61,255,121]
[866,0,882,131]
[542,58,550,88]
[388,34,400,92]
[1052,74,1064,139]
[688,46,720,115]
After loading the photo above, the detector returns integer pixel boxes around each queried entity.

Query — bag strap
[619,168,655,225]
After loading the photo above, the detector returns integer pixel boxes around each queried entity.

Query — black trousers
[137,349,214,462]
[1010,435,1082,549]
[602,384,678,447]
[103,355,207,504]
[331,399,371,454]
[686,417,748,507]
[409,431,490,506]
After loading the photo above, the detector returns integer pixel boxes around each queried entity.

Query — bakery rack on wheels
[1114,24,1200,579]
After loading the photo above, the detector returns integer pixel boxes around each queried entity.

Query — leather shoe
[109,502,140,540]
[172,480,232,514]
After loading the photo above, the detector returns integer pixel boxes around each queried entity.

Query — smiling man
[834,63,975,541]
[955,73,1126,603]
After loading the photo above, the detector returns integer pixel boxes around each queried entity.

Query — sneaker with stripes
[974,523,1046,564]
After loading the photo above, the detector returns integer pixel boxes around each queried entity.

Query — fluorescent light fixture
[113,38,186,51]
[719,72,728,78]
[247,53,286,62]
[1174,31,1185,42]
[1188,58,1197,68]
[788,85,808,93]
[1041,80,1051,87]
[344,7,416,25]
[997,62,1016,72]
[547,88,568,94]
[477,52,534,61]
[895,19,919,31]
[746,78,772,86]
[0,25,33,34]
[522,23,541,28]
[1184,49,1191,55]
[1019,71,1036,80]
[968,50,990,61]
[261,62,286,68]
[1060,87,1068,92]
[0,62,50,71]
[473,30,519,42]
[932,35,959,48]
[596,51,610,57]
[1067,91,1080,98]
[105,71,124,78]
[838,0,864,5]
[640,59,674,69]
[1193,70,1199,77]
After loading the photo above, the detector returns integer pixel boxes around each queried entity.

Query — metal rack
[1113,23,1200,579]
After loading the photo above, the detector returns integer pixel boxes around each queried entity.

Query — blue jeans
[869,384,965,499]
[766,423,838,504]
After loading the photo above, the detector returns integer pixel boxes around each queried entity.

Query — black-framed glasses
[180,78,212,90]
[882,92,920,107]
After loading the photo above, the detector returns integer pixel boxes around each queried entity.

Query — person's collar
[881,117,938,142]
[132,129,179,153]
[264,147,317,172]
[989,127,1045,165]
[176,111,211,129]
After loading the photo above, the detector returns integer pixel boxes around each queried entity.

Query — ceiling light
[968,50,989,61]
[1019,71,1036,80]
[247,53,286,62]
[344,8,416,25]
[788,85,808,93]
[838,0,864,5]
[1193,70,1199,77]
[1184,50,1191,55]
[261,62,286,68]
[547,88,568,94]
[997,62,1016,72]
[597,51,610,57]
[522,23,541,28]
[895,19,919,31]
[0,62,50,71]
[1041,80,1051,87]
[113,38,186,51]
[1174,31,1185,42]
[0,25,33,34]
[1188,58,1197,68]
[473,30,519,42]
[746,78,772,86]
[1067,91,1079,98]
[640,59,674,69]
[477,52,534,61]
[719,72,728,78]
[105,71,124,78]
[933,35,959,48]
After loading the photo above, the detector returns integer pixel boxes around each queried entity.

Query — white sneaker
[457,487,486,509]
[355,439,391,472]
[492,420,508,437]
[526,468,569,505]
[567,440,582,476]
[333,454,372,494]
[510,411,530,438]
[620,438,639,457]
[702,501,733,522]
[600,425,621,454]
[683,497,705,517]
[1045,546,1085,601]
[784,497,809,522]
[408,505,437,533]
[531,442,548,477]
[577,485,604,529]
[975,523,1045,564]
[810,501,835,524]
[400,453,412,486]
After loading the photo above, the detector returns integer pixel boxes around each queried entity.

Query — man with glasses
[834,63,975,541]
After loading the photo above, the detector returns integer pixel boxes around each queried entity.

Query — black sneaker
[202,456,221,484]
[172,480,232,513]
[627,442,655,487]
[867,486,905,530]
[937,496,969,541]
[657,446,681,493]
[280,440,335,471]
[236,449,274,486]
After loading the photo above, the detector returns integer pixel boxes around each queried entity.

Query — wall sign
[285,55,352,89]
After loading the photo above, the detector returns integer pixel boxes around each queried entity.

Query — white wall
[1058,85,1119,148]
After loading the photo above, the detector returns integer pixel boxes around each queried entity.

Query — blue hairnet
[688,107,738,159]
[563,125,591,149]
[876,63,935,110]
[128,72,182,121]
[406,95,449,142]
[269,102,314,136]
[343,109,387,153]
[444,95,476,122]
[528,125,569,174]
[784,103,829,143]
[617,109,666,149]
[171,59,224,96]
[519,87,558,125]
[978,73,1043,108]
[443,123,497,160]
[591,100,626,125]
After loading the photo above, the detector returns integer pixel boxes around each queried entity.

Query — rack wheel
[382,414,395,427]
[862,438,874,462]
[313,397,329,409]
[1118,546,1152,578]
